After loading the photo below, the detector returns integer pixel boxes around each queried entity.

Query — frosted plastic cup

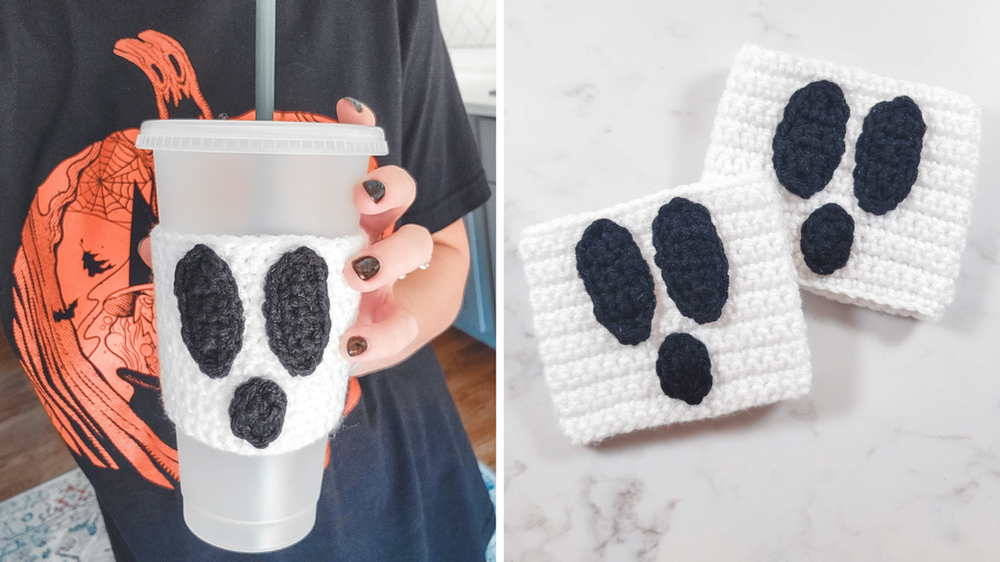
[136,120,388,553]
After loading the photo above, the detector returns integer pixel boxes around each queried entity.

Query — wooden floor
[0,325,495,501]
[0,326,78,502]
[432,328,497,469]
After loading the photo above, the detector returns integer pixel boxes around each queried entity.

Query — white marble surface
[504,1,1000,559]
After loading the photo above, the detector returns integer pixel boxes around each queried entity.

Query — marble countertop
[504,1,1000,559]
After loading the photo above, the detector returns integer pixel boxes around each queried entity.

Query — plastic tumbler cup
[136,120,388,553]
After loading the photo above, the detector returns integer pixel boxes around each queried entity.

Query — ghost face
[150,228,364,455]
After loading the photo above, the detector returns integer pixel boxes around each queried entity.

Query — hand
[332,98,434,373]
[138,97,467,380]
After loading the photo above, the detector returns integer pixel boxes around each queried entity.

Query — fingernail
[345,97,364,113]
[347,336,368,357]
[363,180,386,204]
[352,256,380,280]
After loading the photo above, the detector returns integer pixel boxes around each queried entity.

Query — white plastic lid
[135,119,388,156]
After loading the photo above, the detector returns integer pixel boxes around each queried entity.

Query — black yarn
[174,244,244,379]
[853,96,926,216]
[651,198,729,325]
[800,203,855,275]
[229,377,287,449]
[772,80,850,199]
[655,332,712,405]
[575,219,656,346]
[263,247,332,377]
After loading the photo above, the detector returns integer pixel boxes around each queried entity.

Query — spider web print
[67,134,154,226]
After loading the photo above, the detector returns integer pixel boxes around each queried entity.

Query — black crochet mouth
[574,198,729,406]
[173,244,332,449]
[771,80,926,276]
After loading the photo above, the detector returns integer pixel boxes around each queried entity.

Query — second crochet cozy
[703,44,982,319]
[520,175,811,445]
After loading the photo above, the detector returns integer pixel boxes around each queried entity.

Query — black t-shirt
[0,1,493,560]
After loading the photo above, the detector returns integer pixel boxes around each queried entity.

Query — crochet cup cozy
[520,175,811,444]
[151,228,364,455]
[703,44,982,319]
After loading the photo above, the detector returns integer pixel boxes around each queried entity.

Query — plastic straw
[255,0,276,121]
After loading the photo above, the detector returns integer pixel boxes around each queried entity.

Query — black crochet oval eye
[801,203,855,275]
[853,96,926,216]
[263,247,331,377]
[772,80,850,199]
[575,219,656,346]
[652,198,729,325]
[656,332,712,405]
[229,377,286,449]
[174,244,243,379]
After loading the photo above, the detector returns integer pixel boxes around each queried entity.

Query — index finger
[355,166,417,238]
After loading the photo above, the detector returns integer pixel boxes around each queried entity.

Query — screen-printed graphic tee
[0,1,493,560]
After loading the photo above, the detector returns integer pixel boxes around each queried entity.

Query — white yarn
[703,44,982,320]
[519,174,811,445]
[151,227,364,456]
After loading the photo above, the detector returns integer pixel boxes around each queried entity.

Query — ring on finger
[398,254,432,280]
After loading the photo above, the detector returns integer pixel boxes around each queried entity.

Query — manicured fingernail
[347,336,368,357]
[363,179,386,204]
[352,256,380,280]
[345,97,364,112]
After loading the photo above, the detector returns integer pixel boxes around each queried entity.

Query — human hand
[136,98,438,380]
[332,98,433,374]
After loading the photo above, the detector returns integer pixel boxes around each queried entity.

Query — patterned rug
[1,463,497,562]
[0,469,114,562]
[481,462,497,562]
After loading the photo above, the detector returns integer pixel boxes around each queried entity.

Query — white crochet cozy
[703,44,982,319]
[520,174,811,445]
[151,228,363,455]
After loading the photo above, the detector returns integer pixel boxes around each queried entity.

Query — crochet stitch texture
[151,228,364,455]
[520,175,811,445]
[703,44,982,319]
